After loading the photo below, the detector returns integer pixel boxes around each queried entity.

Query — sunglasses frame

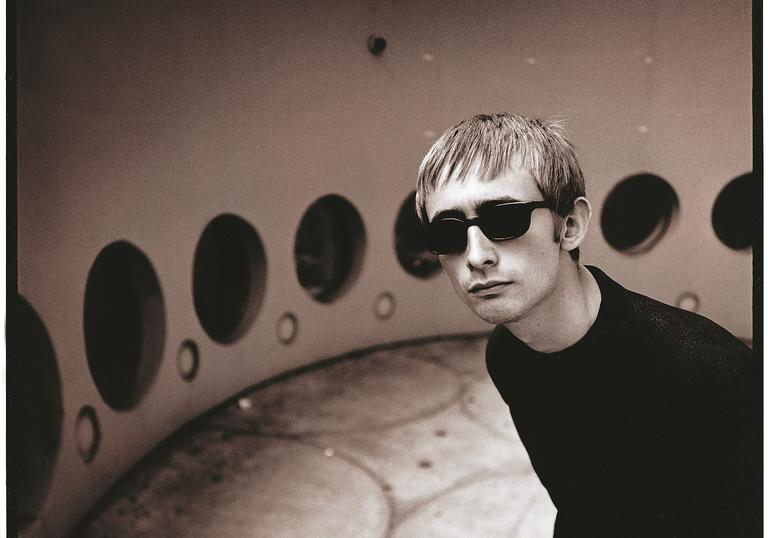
[424,200,551,255]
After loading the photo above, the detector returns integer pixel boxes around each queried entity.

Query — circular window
[712,172,755,250]
[394,191,441,278]
[7,296,63,528]
[294,195,366,303]
[601,173,679,254]
[84,241,165,410]
[193,214,267,344]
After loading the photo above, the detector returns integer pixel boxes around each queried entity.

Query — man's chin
[470,305,523,325]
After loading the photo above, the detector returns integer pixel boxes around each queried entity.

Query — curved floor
[77,336,556,537]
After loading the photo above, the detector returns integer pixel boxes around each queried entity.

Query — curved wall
[15,0,752,534]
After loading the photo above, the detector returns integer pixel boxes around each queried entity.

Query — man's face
[424,165,566,325]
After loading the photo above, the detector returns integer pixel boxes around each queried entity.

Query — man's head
[416,113,586,262]
[416,113,591,325]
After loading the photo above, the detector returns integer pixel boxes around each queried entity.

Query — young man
[415,113,760,537]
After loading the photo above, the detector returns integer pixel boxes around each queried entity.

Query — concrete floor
[77,336,557,537]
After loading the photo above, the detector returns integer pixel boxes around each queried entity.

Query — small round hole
[294,195,366,303]
[193,214,267,344]
[675,292,701,313]
[394,191,441,279]
[373,291,396,320]
[276,312,299,345]
[176,340,200,382]
[712,172,755,250]
[8,296,63,527]
[600,173,679,254]
[76,406,100,464]
[84,241,165,410]
[367,35,387,56]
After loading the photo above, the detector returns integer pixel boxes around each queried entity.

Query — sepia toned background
[13,0,753,535]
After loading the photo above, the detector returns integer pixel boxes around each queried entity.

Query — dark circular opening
[193,214,267,344]
[7,295,63,528]
[84,241,165,410]
[394,191,441,278]
[75,406,100,464]
[294,195,366,303]
[711,172,755,250]
[601,173,679,254]
[367,35,387,55]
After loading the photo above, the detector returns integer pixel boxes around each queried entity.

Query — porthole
[76,406,100,463]
[7,296,63,528]
[84,241,165,410]
[394,191,441,278]
[601,173,679,254]
[712,172,755,250]
[294,195,366,303]
[193,214,267,344]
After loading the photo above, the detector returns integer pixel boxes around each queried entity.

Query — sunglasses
[423,200,551,255]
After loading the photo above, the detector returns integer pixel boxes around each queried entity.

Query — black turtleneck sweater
[485,266,760,537]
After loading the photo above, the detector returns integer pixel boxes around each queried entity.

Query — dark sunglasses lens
[427,219,467,254]
[481,204,532,239]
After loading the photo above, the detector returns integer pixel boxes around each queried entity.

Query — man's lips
[468,281,511,294]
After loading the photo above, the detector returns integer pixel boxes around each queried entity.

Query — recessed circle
[712,172,755,250]
[601,173,679,254]
[676,292,701,313]
[276,312,298,345]
[394,191,441,279]
[8,296,63,528]
[367,34,387,56]
[193,214,267,344]
[176,340,200,382]
[294,195,366,303]
[373,291,396,320]
[76,406,100,463]
[84,241,165,410]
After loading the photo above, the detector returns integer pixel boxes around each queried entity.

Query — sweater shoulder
[621,288,751,371]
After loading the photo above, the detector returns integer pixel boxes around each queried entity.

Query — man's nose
[465,225,498,269]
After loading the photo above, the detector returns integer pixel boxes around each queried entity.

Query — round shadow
[84,241,165,410]
[601,173,679,254]
[294,195,366,303]
[712,172,755,250]
[193,214,267,344]
[7,295,63,529]
[394,191,441,278]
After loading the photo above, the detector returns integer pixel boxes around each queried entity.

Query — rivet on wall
[76,406,100,464]
[176,340,200,382]
[276,312,299,345]
[367,35,387,56]
[373,291,396,320]
[675,292,701,313]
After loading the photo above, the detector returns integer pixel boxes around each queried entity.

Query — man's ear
[560,197,592,252]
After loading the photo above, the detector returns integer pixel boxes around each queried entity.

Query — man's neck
[504,263,602,353]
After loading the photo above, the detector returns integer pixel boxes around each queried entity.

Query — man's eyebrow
[431,196,523,221]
